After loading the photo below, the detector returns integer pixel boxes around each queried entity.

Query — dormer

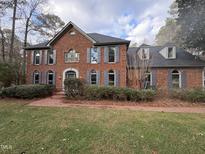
[138,48,150,60]
[159,45,176,59]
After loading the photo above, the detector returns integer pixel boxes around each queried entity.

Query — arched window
[144,71,152,88]
[34,50,40,65]
[33,71,40,84]
[65,70,76,79]
[90,70,97,85]
[172,70,181,88]
[108,70,115,86]
[65,49,80,63]
[47,70,54,85]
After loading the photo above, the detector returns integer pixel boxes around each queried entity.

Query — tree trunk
[22,16,30,84]
[0,28,5,62]
[9,0,17,62]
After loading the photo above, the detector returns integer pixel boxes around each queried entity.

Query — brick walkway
[28,94,205,114]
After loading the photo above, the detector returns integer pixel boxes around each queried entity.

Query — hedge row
[170,89,205,102]
[0,84,55,99]
[84,86,156,102]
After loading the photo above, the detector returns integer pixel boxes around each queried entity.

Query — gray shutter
[115,46,120,63]
[104,47,108,63]
[31,72,34,84]
[53,72,56,85]
[86,70,90,84]
[39,50,43,64]
[53,49,56,64]
[168,69,173,89]
[181,70,187,89]
[115,70,120,87]
[44,50,48,64]
[87,48,91,63]
[42,72,46,84]
[39,72,42,84]
[97,71,100,85]
[104,71,108,86]
[31,51,34,64]
[97,47,101,63]
[152,69,157,88]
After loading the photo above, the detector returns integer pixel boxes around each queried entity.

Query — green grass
[0,100,205,154]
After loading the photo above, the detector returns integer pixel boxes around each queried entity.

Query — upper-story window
[141,48,149,60]
[90,48,98,64]
[48,50,54,64]
[65,49,79,63]
[108,47,116,63]
[34,50,40,65]
[168,47,174,59]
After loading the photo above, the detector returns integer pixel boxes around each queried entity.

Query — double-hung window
[33,71,40,84]
[172,70,181,88]
[108,70,115,86]
[34,50,40,65]
[48,50,54,64]
[47,71,54,85]
[90,48,98,64]
[108,47,115,63]
[90,70,97,85]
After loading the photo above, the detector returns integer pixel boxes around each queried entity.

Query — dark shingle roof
[128,46,205,68]
[25,41,50,50]
[87,33,130,45]
[25,33,130,50]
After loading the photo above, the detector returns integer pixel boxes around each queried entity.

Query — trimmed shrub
[170,89,205,102]
[64,78,85,99]
[1,84,55,99]
[84,86,156,102]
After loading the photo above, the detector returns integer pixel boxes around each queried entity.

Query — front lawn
[0,100,205,154]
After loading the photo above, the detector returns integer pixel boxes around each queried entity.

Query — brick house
[25,21,205,91]
[25,21,130,90]
[127,44,205,91]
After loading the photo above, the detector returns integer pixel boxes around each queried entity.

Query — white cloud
[1,0,173,45]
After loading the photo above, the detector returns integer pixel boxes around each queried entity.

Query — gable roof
[25,21,130,50]
[127,45,205,68]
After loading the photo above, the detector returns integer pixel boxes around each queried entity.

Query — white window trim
[167,47,176,59]
[48,50,54,65]
[34,50,41,65]
[90,47,98,64]
[145,72,153,86]
[62,68,79,90]
[108,47,116,63]
[141,48,150,60]
[33,71,40,84]
[90,70,97,85]
[65,50,80,63]
[202,69,205,88]
[108,70,115,86]
[47,71,54,85]
[172,70,182,88]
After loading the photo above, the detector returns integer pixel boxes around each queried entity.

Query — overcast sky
[47,0,173,45]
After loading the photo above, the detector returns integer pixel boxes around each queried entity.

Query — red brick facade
[128,68,204,90]
[26,27,128,90]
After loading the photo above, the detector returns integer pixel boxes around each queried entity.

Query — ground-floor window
[33,71,40,84]
[47,70,55,85]
[108,70,115,86]
[172,70,181,88]
[90,70,97,85]
[144,71,152,88]
[65,70,76,79]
